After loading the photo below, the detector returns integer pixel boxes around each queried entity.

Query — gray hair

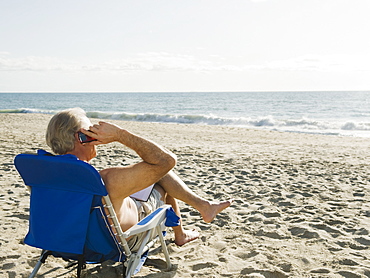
[46,108,87,155]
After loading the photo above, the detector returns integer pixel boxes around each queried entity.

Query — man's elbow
[163,152,177,171]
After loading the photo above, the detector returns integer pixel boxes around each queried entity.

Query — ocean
[1,91,369,137]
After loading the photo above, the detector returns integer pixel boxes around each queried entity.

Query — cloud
[107,52,212,72]
[1,52,369,74]
[0,52,216,73]
[0,55,80,72]
[244,54,370,72]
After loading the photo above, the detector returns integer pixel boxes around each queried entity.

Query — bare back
[104,196,139,233]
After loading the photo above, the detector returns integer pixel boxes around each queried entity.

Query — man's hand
[82,121,123,145]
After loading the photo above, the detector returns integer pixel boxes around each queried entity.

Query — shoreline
[1,108,369,139]
[1,113,370,277]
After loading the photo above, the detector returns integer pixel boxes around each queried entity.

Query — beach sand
[1,113,370,278]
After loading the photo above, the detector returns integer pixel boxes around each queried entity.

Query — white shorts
[128,188,165,251]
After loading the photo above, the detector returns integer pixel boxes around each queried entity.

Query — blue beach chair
[14,150,180,278]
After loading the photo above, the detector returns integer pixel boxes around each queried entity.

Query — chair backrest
[14,150,123,262]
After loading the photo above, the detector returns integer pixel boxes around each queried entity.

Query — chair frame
[104,197,172,278]
[28,202,172,278]
[15,151,175,278]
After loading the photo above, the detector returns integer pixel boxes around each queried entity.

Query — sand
[1,113,370,278]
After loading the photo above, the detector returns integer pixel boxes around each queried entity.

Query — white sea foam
[1,92,369,137]
[0,108,55,114]
[84,111,370,137]
[1,108,368,136]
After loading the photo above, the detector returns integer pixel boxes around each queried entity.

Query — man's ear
[74,132,80,142]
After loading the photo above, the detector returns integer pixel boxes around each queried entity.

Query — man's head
[46,108,91,155]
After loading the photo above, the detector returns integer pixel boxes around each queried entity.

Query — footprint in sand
[241,268,288,278]
[335,240,367,250]
[354,236,370,246]
[289,226,320,239]
[191,261,219,271]
[337,258,359,266]
[309,223,343,238]
[337,270,363,278]
[310,268,331,274]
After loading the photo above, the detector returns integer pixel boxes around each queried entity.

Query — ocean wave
[87,111,237,125]
[341,121,370,131]
[2,108,370,137]
[0,108,55,114]
[86,111,370,133]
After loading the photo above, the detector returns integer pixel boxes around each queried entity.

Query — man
[46,108,232,247]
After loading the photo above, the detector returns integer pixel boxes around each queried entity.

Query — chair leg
[76,255,86,278]
[156,227,172,270]
[28,250,51,278]
[122,262,127,278]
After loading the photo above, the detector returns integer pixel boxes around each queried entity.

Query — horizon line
[0,90,369,94]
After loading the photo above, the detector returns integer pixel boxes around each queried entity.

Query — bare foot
[201,199,233,223]
[174,229,200,246]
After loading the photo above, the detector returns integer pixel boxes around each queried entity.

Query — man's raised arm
[83,121,177,198]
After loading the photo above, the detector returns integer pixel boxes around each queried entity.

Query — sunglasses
[77,131,97,143]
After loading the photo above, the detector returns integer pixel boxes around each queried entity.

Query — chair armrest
[122,205,170,238]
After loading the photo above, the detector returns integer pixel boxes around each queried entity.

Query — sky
[0,0,369,92]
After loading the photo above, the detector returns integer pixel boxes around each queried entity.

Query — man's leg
[165,194,200,246]
[157,171,232,223]
[154,184,199,246]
